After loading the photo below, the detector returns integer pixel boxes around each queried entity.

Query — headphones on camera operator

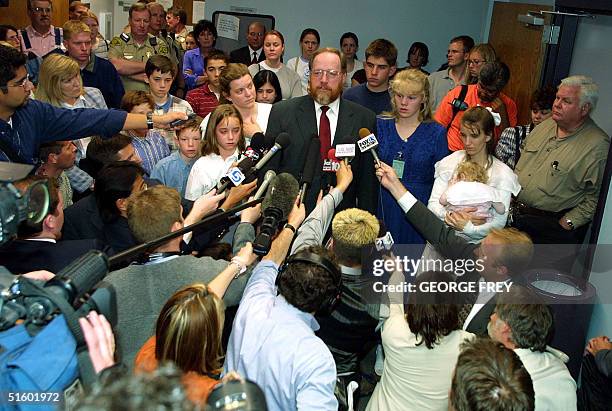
[275,250,343,316]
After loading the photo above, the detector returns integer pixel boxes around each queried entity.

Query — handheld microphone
[335,137,357,163]
[216,157,255,194]
[358,128,381,166]
[253,132,291,172]
[253,170,276,200]
[299,137,321,204]
[216,133,268,193]
[253,173,299,256]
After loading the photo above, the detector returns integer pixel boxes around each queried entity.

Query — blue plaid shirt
[129,130,171,175]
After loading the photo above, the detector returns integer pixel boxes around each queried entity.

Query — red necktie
[251,51,258,65]
[319,105,331,160]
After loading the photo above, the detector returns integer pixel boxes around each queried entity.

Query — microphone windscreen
[302,138,321,184]
[275,132,291,148]
[328,148,338,162]
[262,173,299,220]
[250,132,266,152]
[359,128,372,139]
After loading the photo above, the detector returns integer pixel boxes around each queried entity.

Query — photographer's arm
[290,161,352,254]
[263,198,306,265]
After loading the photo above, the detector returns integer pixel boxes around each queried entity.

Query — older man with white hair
[512,75,609,246]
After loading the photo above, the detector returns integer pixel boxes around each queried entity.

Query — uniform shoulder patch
[120,32,130,42]
[158,45,169,54]
[110,37,122,47]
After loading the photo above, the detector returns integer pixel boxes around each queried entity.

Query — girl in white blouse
[185,104,245,201]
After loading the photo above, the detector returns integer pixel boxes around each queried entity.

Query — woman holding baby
[427,106,520,243]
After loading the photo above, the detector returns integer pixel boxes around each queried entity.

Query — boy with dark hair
[150,116,202,197]
[145,54,194,148]
[344,38,397,114]
[186,49,228,118]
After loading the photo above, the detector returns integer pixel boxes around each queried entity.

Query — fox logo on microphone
[357,134,379,153]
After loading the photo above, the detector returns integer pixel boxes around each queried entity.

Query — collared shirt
[0,100,126,164]
[19,25,63,58]
[183,47,206,90]
[128,130,171,175]
[314,98,341,145]
[153,95,194,148]
[515,117,610,227]
[109,33,170,91]
[224,260,338,411]
[514,347,576,410]
[462,277,511,330]
[186,83,219,118]
[248,46,263,61]
[428,67,465,112]
[150,151,197,198]
[495,123,534,169]
[184,149,240,201]
[81,53,125,109]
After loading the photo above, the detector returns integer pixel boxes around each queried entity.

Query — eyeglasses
[31,6,52,14]
[249,32,264,37]
[468,59,484,66]
[7,74,30,89]
[311,69,340,79]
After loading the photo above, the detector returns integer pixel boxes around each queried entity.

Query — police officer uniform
[109,32,170,92]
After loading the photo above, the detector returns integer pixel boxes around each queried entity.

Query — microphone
[335,137,357,163]
[358,128,381,166]
[253,170,276,200]
[253,132,291,172]
[216,157,255,194]
[299,137,321,204]
[245,132,266,161]
[253,173,299,256]
[215,133,269,194]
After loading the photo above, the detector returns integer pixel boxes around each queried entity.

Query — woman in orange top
[134,283,226,406]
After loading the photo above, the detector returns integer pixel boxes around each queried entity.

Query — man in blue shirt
[224,198,340,411]
[0,45,186,164]
[343,39,397,115]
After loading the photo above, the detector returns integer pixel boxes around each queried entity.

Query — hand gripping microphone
[299,137,321,204]
[215,133,268,194]
[253,173,299,256]
[358,128,381,166]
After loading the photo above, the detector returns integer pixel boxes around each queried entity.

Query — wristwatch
[565,218,574,230]
[230,257,247,278]
[146,112,154,129]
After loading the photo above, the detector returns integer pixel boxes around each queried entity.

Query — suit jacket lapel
[295,96,318,142]
[334,98,354,145]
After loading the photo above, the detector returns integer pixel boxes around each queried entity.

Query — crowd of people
[0,0,611,410]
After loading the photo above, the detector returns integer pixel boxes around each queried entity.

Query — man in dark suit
[229,21,266,66]
[0,175,107,274]
[375,160,533,336]
[264,47,378,213]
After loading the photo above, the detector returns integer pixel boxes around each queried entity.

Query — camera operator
[0,175,108,273]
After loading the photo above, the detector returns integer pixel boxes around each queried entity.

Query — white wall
[204,0,490,72]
